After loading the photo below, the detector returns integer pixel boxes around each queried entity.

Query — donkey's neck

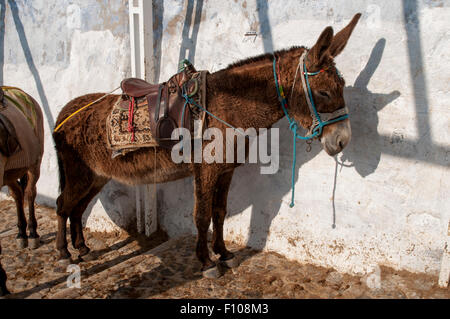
[207,47,310,131]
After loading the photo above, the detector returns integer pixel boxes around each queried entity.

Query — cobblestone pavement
[0,198,448,299]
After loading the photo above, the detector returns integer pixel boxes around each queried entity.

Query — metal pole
[129,0,157,237]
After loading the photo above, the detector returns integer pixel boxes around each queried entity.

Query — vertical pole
[129,0,157,237]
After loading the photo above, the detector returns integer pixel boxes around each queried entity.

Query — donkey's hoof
[221,256,240,269]
[29,237,40,250]
[16,237,28,249]
[202,265,221,279]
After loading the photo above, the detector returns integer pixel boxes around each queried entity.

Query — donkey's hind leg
[55,163,96,262]
[211,169,239,268]
[69,176,108,260]
[7,180,28,249]
[24,166,41,249]
[0,245,10,296]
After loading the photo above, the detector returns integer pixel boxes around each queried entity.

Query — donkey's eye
[318,90,331,99]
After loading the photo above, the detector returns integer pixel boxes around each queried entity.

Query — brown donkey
[53,15,361,278]
[0,87,44,295]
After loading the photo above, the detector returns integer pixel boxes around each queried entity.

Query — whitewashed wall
[1,0,449,276]
[0,0,136,232]
[154,0,450,276]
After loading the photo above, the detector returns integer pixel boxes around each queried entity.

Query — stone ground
[0,198,448,299]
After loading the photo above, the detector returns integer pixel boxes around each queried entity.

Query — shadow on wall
[256,0,273,53]
[82,180,137,232]
[340,38,400,177]
[178,0,204,67]
[6,0,54,131]
[152,0,164,83]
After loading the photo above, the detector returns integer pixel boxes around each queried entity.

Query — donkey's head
[290,14,361,156]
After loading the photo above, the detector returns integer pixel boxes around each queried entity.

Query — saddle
[107,62,208,153]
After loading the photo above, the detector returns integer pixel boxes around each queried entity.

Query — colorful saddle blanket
[107,67,208,156]
[1,86,38,133]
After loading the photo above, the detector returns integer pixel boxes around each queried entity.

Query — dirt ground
[0,198,448,299]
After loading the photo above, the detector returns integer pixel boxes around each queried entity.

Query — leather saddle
[120,63,200,149]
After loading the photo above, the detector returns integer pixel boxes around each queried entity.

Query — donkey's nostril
[336,135,343,149]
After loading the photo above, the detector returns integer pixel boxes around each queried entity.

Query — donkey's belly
[122,164,193,185]
[92,148,193,186]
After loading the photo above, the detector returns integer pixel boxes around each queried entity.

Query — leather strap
[299,51,348,133]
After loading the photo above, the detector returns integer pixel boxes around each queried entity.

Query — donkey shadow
[339,38,401,177]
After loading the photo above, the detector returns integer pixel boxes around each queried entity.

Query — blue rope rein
[179,57,348,209]
[273,57,348,207]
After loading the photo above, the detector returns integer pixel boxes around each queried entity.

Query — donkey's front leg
[212,169,239,268]
[8,181,28,249]
[193,165,220,278]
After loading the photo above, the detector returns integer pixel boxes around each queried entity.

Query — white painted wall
[1,0,449,276]
[154,0,450,276]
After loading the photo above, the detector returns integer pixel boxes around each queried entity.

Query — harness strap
[275,51,350,207]
[299,53,320,127]
[299,52,349,136]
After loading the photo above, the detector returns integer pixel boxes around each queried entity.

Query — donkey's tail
[52,132,66,192]
[56,151,65,192]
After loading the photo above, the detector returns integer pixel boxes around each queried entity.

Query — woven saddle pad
[107,71,207,156]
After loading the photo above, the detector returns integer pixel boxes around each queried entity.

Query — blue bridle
[273,51,349,207]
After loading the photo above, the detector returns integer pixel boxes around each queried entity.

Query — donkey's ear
[309,26,334,67]
[328,13,361,58]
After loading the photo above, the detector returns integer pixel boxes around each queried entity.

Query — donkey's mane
[221,46,306,71]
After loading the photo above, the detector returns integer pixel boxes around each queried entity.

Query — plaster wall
[154,0,450,276]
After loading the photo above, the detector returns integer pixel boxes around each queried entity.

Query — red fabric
[128,97,135,142]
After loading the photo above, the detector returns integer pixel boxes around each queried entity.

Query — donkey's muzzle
[321,119,351,156]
